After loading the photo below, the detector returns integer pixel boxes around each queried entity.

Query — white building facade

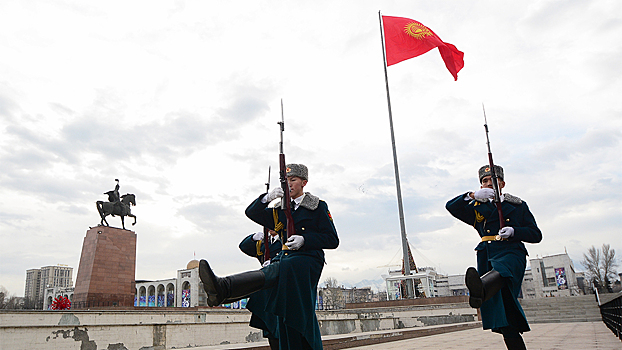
[134,260,208,307]
[43,287,74,310]
[521,253,581,298]
[24,264,73,309]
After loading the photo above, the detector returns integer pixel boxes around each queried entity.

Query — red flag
[382,16,464,81]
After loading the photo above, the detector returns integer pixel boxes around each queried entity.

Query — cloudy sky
[1,0,620,297]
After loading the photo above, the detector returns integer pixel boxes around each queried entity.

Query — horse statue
[96,193,137,230]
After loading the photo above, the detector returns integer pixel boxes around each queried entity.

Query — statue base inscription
[73,226,136,308]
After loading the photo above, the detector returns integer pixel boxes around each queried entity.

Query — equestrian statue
[96,179,137,230]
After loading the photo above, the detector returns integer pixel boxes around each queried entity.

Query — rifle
[482,104,505,231]
[278,99,296,244]
[263,166,271,262]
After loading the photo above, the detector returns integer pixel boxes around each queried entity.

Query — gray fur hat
[286,163,308,180]
[478,165,504,183]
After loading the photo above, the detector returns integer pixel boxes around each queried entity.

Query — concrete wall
[1,301,476,350]
[1,309,256,350]
[320,301,477,335]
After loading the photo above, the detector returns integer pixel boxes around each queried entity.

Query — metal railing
[599,292,622,341]
[71,300,121,309]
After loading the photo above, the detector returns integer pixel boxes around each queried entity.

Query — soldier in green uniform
[200,163,339,350]
[446,165,542,350]
[238,230,282,349]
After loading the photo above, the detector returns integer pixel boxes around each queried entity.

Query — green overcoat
[446,192,542,334]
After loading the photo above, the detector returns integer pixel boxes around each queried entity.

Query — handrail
[598,292,622,341]
[594,286,601,306]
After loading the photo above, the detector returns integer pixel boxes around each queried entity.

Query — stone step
[525,308,599,314]
[524,311,601,318]
[520,301,599,308]
[519,295,602,324]
[528,317,603,324]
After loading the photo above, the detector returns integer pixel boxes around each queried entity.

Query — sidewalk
[195,322,621,350]
[354,322,621,350]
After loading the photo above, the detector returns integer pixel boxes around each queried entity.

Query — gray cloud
[177,200,241,233]
[0,80,276,205]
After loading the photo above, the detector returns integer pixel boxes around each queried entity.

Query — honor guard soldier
[200,163,339,350]
[446,165,542,350]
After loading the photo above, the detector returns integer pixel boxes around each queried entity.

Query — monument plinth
[73,226,136,308]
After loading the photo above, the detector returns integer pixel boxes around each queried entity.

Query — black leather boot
[199,259,265,307]
[465,267,504,308]
[503,336,527,350]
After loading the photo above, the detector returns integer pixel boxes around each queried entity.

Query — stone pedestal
[73,226,136,308]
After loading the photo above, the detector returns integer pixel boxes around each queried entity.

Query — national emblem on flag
[382,16,464,80]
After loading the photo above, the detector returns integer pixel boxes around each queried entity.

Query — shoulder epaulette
[300,192,320,210]
[504,193,523,205]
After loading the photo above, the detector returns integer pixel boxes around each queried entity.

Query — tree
[582,244,619,292]
[323,277,339,289]
[601,244,619,285]
[0,286,23,310]
[319,277,345,310]
[582,246,602,287]
[0,286,7,308]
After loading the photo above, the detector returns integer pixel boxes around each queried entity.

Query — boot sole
[465,267,484,309]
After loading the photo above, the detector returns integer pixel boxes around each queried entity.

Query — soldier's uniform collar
[277,192,320,210]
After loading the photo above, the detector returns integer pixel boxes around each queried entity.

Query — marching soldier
[200,163,339,350]
[446,165,542,350]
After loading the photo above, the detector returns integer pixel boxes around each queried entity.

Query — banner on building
[181,289,190,307]
[555,267,568,290]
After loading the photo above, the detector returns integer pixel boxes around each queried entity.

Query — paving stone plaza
[197,322,621,350]
[354,322,621,350]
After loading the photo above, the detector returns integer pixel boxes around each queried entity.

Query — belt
[481,235,507,242]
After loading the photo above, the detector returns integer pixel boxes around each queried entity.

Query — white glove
[474,188,495,202]
[285,235,305,250]
[264,188,284,203]
[252,232,264,241]
[498,227,514,239]
[262,259,271,267]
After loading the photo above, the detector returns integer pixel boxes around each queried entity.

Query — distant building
[521,253,581,298]
[24,264,73,309]
[24,269,41,307]
[435,274,469,297]
[43,287,74,310]
[317,285,380,310]
[134,259,208,307]
[575,271,588,294]
[384,266,440,300]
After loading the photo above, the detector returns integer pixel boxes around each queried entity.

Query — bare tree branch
[582,244,619,292]
[582,245,603,287]
[601,244,618,281]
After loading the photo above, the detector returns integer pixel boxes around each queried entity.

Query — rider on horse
[105,179,123,216]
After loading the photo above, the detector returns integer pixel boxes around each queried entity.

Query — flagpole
[379,11,414,299]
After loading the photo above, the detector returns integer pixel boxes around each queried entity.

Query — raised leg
[465,267,504,308]
[128,213,137,226]
[199,259,265,307]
